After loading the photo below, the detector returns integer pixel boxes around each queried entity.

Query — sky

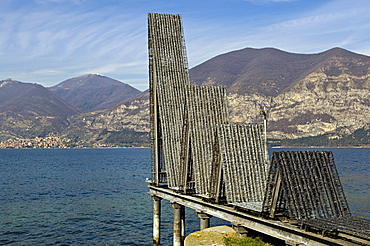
[1,0,370,91]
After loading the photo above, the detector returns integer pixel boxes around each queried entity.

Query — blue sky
[1,0,369,90]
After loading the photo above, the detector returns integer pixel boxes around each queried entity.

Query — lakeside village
[0,135,109,149]
[1,135,73,149]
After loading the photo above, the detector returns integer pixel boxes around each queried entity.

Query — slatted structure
[148,13,271,206]
[148,13,190,189]
[303,216,370,239]
[148,13,370,245]
[186,85,229,196]
[216,124,269,211]
[270,151,351,220]
[148,13,370,246]
[262,152,286,217]
[263,151,370,241]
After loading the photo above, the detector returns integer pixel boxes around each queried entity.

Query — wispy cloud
[258,0,370,52]
[244,0,298,5]
[81,62,146,75]
[34,0,86,5]
[1,6,146,60]
[30,69,65,76]
[266,7,366,31]
[1,0,369,90]
[184,0,370,69]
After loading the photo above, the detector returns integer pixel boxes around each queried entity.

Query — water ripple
[1,148,368,245]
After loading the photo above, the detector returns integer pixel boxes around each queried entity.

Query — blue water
[0,148,369,245]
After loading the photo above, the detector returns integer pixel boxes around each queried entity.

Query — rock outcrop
[2,47,369,147]
[228,70,370,140]
[184,226,237,246]
[81,93,149,133]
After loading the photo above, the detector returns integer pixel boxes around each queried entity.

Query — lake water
[1,148,369,245]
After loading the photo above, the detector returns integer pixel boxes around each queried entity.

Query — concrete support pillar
[233,224,248,238]
[172,202,185,246]
[181,205,185,241]
[153,196,162,246]
[197,212,212,231]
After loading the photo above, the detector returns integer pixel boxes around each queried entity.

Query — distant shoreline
[1,145,370,150]
[271,145,370,149]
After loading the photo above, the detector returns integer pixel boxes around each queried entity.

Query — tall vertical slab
[186,85,229,197]
[148,13,190,189]
[216,123,269,211]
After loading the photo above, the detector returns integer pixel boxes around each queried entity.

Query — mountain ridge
[1,47,369,147]
[189,47,369,96]
[0,79,80,140]
[64,47,369,147]
[0,78,79,116]
[49,73,143,113]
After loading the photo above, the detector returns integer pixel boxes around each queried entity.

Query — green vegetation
[61,128,150,147]
[101,129,149,147]
[224,236,271,246]
[0,131,19,142]
[269,127,370,147]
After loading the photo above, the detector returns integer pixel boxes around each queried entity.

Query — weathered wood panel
[216,123,269,211]
[186,85,229,196]
[148,13,190,189]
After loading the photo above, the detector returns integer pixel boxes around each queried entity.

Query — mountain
[49,73,142,113]
[1,47,369,147]
[190,47,370,145]
[190,47,369,97]
[81,47,370,147]
[0,79,79,140]
[62,92,150,147]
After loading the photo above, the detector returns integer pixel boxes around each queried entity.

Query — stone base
[184,226,237,246]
